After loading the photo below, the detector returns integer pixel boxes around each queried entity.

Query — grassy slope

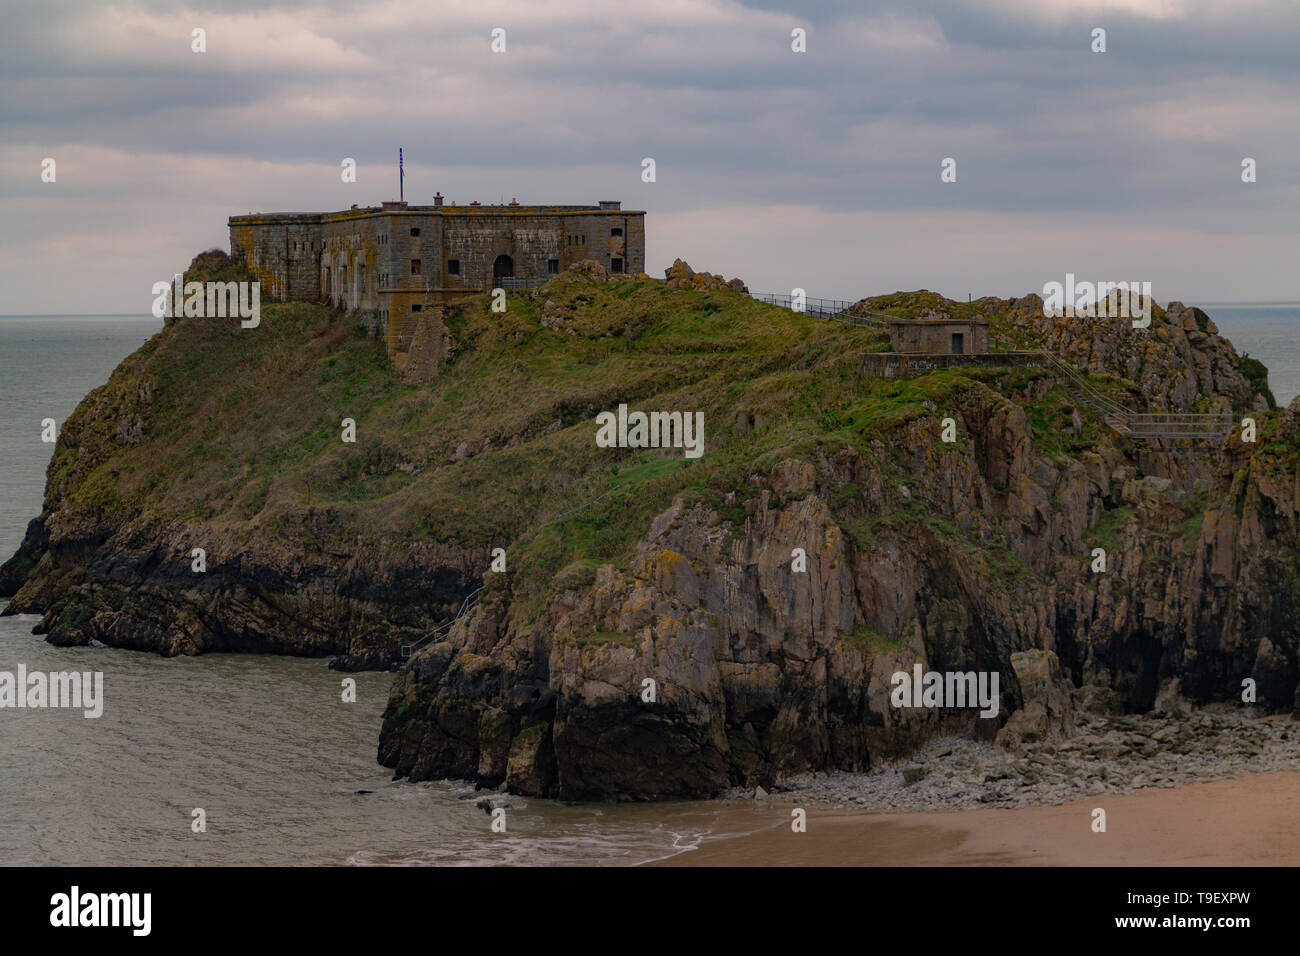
[45,268,1298,637]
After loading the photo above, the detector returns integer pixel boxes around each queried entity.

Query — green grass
[1088,506,1135,553]
[842,623,904,654]
[1236,353,1276,409]
[1178,512,1205,552]
[47,257,1266,641]
[576,629,640,648]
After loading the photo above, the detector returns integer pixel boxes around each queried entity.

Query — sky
[1,0,1297,314]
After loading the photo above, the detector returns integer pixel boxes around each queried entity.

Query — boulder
[1074,682,1124,716]
[995,650,1076,752]
[664,258,747,293]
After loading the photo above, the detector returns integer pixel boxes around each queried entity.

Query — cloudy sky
[2,0,1297,313]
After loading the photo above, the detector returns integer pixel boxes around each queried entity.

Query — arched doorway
[492,254,514,282]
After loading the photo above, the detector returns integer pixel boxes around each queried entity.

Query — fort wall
[229,200,645,373]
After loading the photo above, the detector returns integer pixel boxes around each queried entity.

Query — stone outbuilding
[888,316,990,354]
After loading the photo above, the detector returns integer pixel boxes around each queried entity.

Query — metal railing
[494,276,548,290]
[399,585,484,659]
[1038,352,1132,420]
[1121,413,1238,438]
[748,292,891,328]
[1037,351,1236,440]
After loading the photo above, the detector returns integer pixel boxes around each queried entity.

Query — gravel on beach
[725,705,1299,812]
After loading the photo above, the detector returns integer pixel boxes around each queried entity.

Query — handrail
[748,292,890,328]
[1036,351,1236,439]
[400,585,484,659]
[1037,351,1132,419]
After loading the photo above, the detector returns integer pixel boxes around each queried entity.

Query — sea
[1,306,1296,865]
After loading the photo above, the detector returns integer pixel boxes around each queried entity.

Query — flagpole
[399,147,404,202]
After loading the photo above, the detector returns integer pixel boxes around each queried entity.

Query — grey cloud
[1,0,1296,313]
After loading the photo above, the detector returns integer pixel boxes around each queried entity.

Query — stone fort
[228,196,645,374]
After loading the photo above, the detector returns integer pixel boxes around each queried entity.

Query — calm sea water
[0,316,773,865]
[0,307,1295,865]
[1201,304,1300,408]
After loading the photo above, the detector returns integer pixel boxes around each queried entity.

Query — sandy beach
[653,770,1300,866]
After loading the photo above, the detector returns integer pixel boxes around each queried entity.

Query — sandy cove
[652,770,1300,866]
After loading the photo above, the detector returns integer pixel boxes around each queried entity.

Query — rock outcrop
[664,258,748,294]
[4,270,1297,802]
[381,373,1300,797]
[995,650,1076,752]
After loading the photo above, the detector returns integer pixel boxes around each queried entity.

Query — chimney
[434,192,443,207]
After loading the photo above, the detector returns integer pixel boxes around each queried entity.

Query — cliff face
[4,260,1296,801]
[1,253,485,667]
[379,380,1300,800]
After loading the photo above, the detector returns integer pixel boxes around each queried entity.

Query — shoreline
[723,704,1300,813]
[651,769,1300,866]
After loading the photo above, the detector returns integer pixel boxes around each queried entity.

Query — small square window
[447,259,460,275]
[547,259,559,275]
[410,228,420,237]
[611,258,624,274]
[412,304,422,313]
[411,259,421,275]
[611,227,622,237]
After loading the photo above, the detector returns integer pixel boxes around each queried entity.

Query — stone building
[888,316,990,355]
[228,197,645,372]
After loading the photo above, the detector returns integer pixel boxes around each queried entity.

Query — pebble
[723,705,1299,812]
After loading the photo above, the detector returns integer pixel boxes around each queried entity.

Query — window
[410,228,420,237]
[447,259,460,275]
[611,258,624,274]
[412,304,422,313]
[547,259,559,275]
[611,227,622,237]
[411,259,421,275]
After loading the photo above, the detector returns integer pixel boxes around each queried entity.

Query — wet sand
[652,770,1300,866]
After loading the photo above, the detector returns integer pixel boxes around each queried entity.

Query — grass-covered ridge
[43,258,1291,636]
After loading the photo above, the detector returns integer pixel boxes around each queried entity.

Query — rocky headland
[3,253,1297,802]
